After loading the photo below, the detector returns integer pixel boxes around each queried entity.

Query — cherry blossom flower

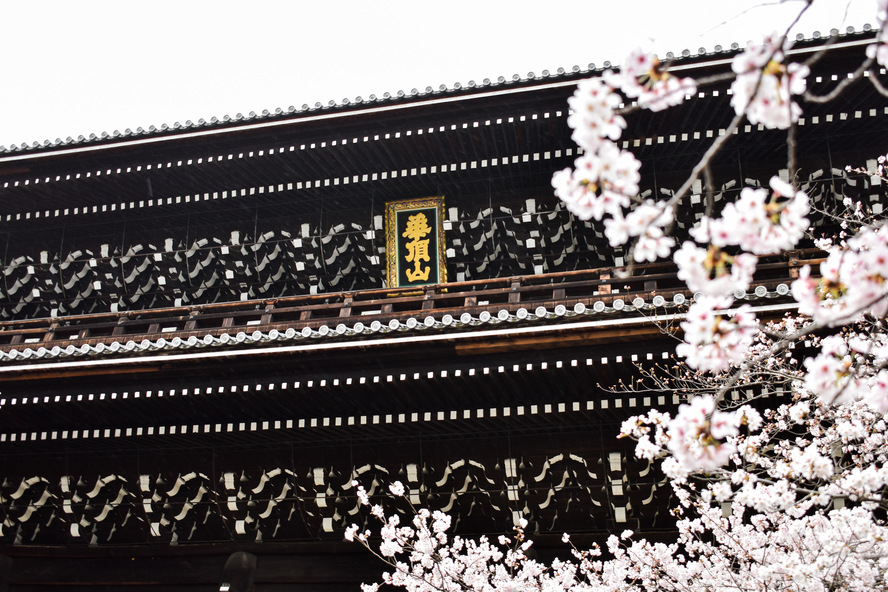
[607,47,697,111]
[551,142,640,221]
[633,229,675,262]
[863,370,888,413]
[676,296,758,372]
[869,0,888,67]
[674,242,757,298]
[730,34,809,129]
[617,200,677,261]
[708,176,810,255]
[358,8,888,592]
[804,337,857,405]
[793,225,888,325]
[866,42,888,67]
[665,395,740,473]
[566,78,625,152]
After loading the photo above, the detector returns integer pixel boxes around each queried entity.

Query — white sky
[0,0,877,148]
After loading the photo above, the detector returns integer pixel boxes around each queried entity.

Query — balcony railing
[0,250,820,353]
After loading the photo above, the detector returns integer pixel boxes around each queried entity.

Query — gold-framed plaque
[385,196,447,288]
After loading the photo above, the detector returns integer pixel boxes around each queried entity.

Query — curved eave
[0,298,799,382]
[0,30,876,161]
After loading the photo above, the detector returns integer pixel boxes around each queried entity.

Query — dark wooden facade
[0,31,886,590]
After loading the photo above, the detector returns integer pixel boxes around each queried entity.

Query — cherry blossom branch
[712,311,842,406]
[804,55,875,103]
[868,70,888,97]
[787,120,799,189]
[356,5,888,592]
[659,1,812,219]
[614,72,735,117]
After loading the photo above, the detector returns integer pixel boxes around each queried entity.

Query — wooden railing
[0,251,819,352]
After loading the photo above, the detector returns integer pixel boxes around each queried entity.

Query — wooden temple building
[0,29,886,591]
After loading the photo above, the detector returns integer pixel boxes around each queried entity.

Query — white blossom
[608,47,697,111]
[676,297,758,372]
[352,9,888,592]
[389,481,406,497]
[730,33,809,129]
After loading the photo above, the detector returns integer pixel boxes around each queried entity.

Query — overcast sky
[0,1,877,148]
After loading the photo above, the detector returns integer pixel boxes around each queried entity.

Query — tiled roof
[0,283,794,367]
[0,27,874,157]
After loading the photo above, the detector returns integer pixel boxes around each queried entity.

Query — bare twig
[869,71,888,97]
[614,72,736,117]
[704,162,716,219]
[804,56,875,103]
[800,31,843,70]
[787,120,799,190]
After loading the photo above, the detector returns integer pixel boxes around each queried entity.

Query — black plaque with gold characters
[385,196,447,288]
